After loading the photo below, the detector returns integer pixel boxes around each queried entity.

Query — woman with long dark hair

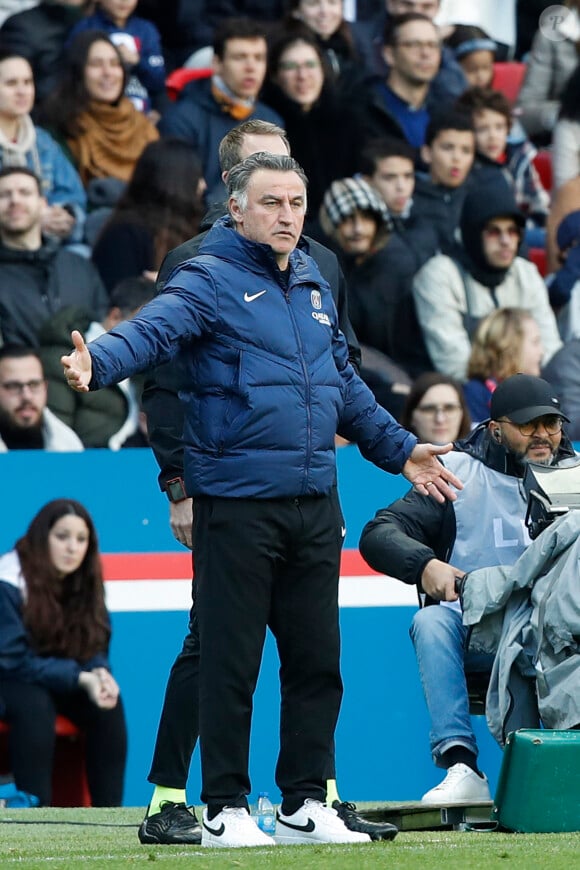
[40,30,158,187]
[92,137,206,292]
[0,499,127,807]
[402,372,471,445]
[262,30,361,230]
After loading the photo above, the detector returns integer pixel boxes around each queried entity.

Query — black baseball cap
[490,374,570,424]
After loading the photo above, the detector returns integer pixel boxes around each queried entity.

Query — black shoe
[333,800,398,841]
[138,801,202,845]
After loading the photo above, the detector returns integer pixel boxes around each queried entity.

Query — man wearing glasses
[0,346,82,452]
[360,373,576,805]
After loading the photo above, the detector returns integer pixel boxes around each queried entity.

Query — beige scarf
[67,97,159,186]
[0,115,42,177]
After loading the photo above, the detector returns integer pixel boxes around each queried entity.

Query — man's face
[335,210,378,256]
[482,217,521,269]
[492,415,563,466]
[367,155,415,214]
[214,37,267,100]
[230,169,306,268]
[473,108,510,162]
[384,20,441,86]
[0,356,47,430]
[0,172,45,236]
[421,129,475,188]
[387,0,440,18]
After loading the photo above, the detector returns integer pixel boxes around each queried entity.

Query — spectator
[360,373,576,804]
[319,175,436,405]
[401,371,471,443]
[262,31,362,229]
[547,174,580,275]
[0,49,87,246]
[133,1,214,71]
[552,64,580,191]
[546,210,580,341]
[412,107,475,254]
[456,87,550,234]
[68,0,168,116]
[283,0,371,90]
[444,24,496,88]
[412,176,561,380]
[158,18,282,202]
[352,0,467,103]
[542,339,580,441]
[464,308,544,423]
[0,167,108,347]
[353,12,444,149]
[0,2,89,106]
[0,346,82,451]
[40,31,159,187]
[359,135,416,219]
[0,498,127,806]
[517,2,580,142]
[38,276,156,448]
[92,139,205,292]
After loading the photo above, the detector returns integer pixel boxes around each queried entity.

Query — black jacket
[143,217,361,494]
[359,424,576,605]
[412,173,472,256]
[0,238,108,347]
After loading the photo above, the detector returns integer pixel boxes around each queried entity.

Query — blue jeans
[410,605,493,767]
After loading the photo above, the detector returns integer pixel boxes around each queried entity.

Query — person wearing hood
[360,373,577,804]
[0,166,108,348]
[412,174,561,381]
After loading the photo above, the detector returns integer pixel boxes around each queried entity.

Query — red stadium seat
[0,715,91,807]
[166,66,212,100]
[492,61,526,103]
[532,149,553,194]
[528,247,547,277]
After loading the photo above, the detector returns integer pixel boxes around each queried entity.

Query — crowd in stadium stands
[1,0,579,449]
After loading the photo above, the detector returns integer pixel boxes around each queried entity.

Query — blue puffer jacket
[88,218,416,498]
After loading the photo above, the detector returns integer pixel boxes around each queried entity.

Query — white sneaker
[201,807,276,848]
[421,763,491,805]
[275,799,371,845]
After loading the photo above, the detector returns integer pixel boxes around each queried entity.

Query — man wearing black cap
[412,176,562,381]
[359,373,576,805]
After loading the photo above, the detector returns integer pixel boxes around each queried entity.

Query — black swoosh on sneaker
[276,815,315,833]
[203,820,225,836]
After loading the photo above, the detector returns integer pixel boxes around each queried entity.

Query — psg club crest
[311,290,322,310]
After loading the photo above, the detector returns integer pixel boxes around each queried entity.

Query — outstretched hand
[402,442,463,503]
[61,330,92,393]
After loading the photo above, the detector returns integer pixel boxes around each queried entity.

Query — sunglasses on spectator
[498,416,563,436]
[483,224,521,240]
[0,379,46,396]
[278,59,321,73]
[415,403,462,417]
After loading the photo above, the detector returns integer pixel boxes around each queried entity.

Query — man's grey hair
[227,152,308,214]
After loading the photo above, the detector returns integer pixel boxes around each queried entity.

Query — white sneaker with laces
[275,798,371,845]
[201,807,276,848]
[421,763,491,805]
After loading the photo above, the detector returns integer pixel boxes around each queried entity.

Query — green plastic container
[492,729,580,833]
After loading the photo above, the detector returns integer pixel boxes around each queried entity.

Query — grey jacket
[517,30,579,137]
[462,509,580,745]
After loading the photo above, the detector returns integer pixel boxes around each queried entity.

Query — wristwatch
[165,477,188,503]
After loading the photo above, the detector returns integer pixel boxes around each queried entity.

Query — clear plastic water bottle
[254,791,276,836]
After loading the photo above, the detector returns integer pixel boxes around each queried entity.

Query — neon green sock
[149,786,187,816]
[325,779,340,805]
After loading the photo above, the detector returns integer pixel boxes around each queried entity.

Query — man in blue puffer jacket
[62,151,461,849]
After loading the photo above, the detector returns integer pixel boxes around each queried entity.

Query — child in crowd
[412,108,476,254]
[445,24,496,89]
[358,135,416,221]
[456,87,550,241]
[464,307,544,423]
[68,0,167,116]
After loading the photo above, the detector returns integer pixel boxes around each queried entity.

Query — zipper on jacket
[284,287,312,494]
